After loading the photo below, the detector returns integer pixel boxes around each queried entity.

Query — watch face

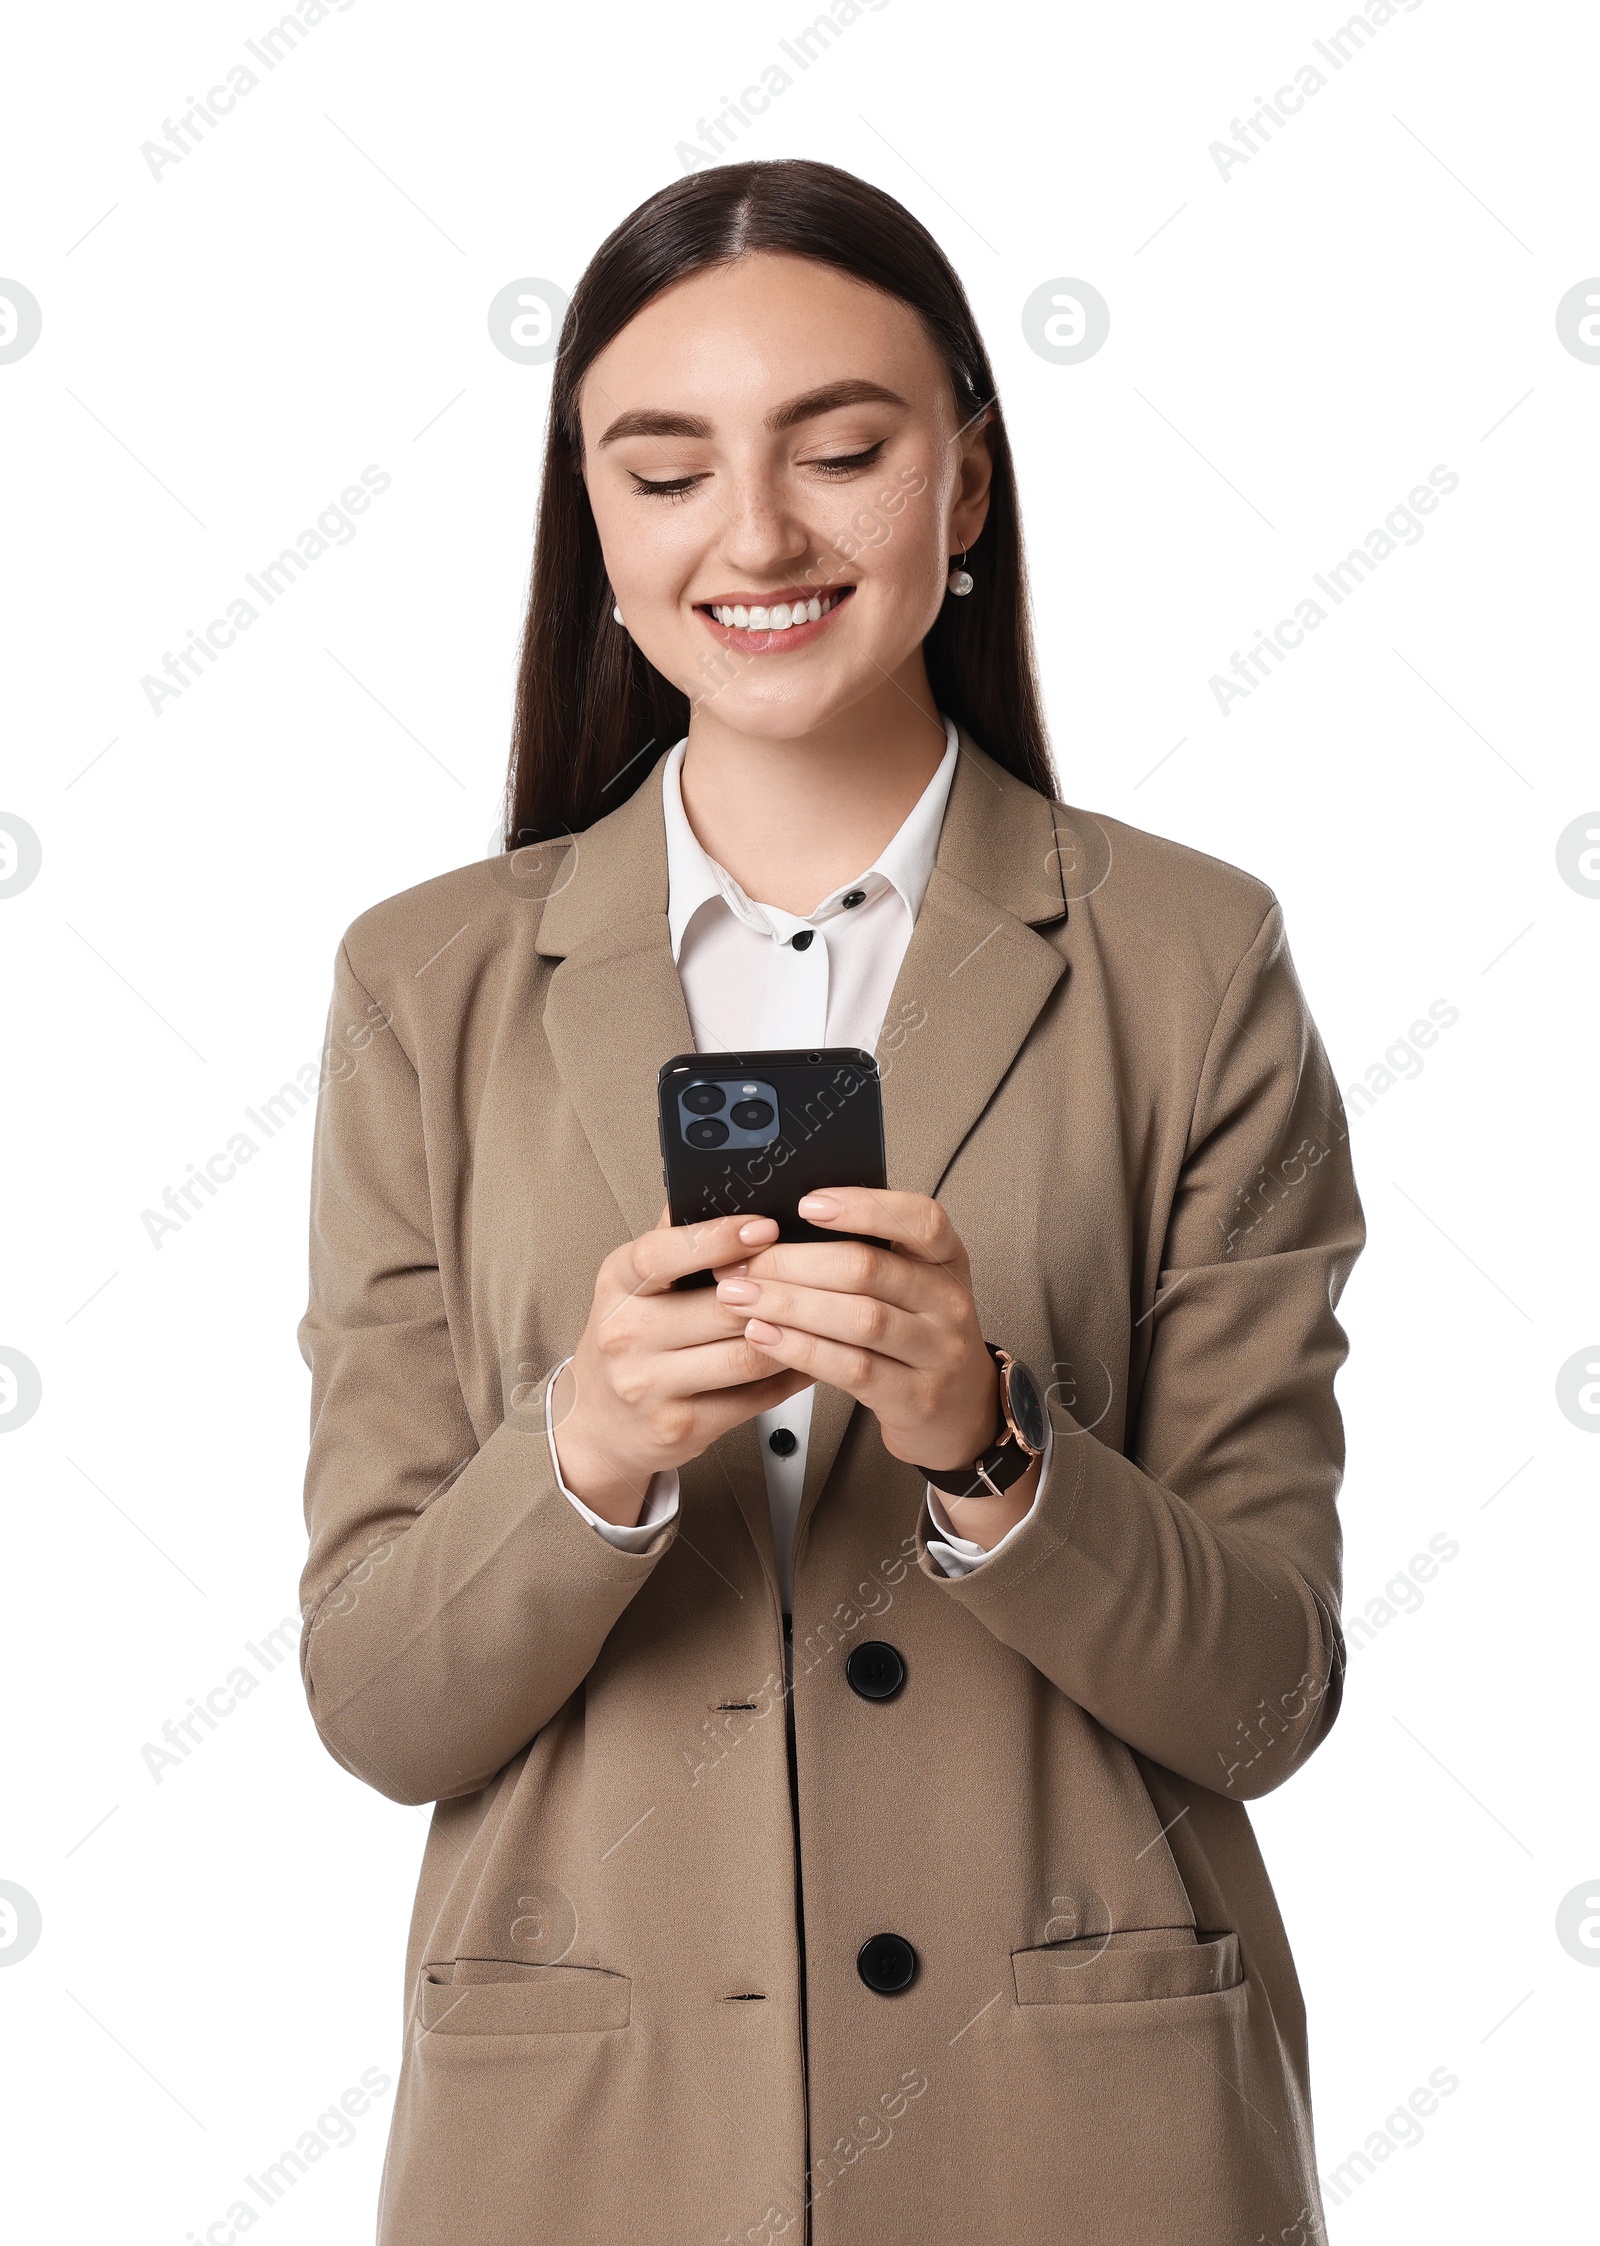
[1003,1359,1049,1454]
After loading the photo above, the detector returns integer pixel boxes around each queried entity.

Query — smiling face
[577,252,993,744]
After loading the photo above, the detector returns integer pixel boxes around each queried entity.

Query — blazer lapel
[536,765,778,1579]
[542,923,693,1241]
[794,731,1073,1534]
[537,763,691,1241]
[878,864,1068,1197]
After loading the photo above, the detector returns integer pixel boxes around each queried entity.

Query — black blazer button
[845,1641,906,1701]
[857,1933,918,1995]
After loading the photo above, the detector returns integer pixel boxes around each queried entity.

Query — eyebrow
[595,378,909,449]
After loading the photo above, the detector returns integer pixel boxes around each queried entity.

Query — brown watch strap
[919,1346,1036,1498]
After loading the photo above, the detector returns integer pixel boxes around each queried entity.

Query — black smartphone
[657,1047,888,1288]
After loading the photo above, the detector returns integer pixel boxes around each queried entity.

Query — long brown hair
[502,158,1054,847]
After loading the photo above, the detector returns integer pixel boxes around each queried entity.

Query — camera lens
[729,1099,774,1131]
[683,1082,725,1115]
[685,1118,729,1148]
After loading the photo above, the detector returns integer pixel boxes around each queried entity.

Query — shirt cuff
[545,1356,681,1551]
[924,1419,1053,1577]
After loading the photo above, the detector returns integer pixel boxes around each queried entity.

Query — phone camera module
[677,1072,779,1155]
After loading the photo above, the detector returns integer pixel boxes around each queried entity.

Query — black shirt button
[845,1641,905,1701]
[857,1933,918,1995]
[841,889,866,909]
[790,928,815,951]
[768,1427,798,1458]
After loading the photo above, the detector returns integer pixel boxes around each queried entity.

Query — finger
[712,1237,929,1309]
[714,1276,937,1369]
[684,1367,815,1443]
[616,1287,767,1349]
[735,1317,910,1405]
[793,1188,966,1270]
[613,1210,780,1296]
[649,1332,821,1397]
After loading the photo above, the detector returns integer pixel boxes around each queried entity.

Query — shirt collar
[662,716,959,963]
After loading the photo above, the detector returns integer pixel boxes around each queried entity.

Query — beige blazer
[297,730,1364,2246]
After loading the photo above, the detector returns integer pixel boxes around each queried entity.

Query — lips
[695,583,854,653]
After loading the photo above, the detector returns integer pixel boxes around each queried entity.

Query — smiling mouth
[694,584,854,649]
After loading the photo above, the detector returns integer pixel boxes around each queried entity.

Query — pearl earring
[613,603,625,624]
[947,550,973,596]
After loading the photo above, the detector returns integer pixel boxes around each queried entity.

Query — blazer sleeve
[295,938,676,1807]
[917,900,1365,1800]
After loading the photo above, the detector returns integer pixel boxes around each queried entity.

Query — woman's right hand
[549,1207,813,1526]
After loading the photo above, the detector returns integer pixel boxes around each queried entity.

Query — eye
[804,441,887,478]
[628,472,707,501]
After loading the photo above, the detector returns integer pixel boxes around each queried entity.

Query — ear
[949,403,995,553]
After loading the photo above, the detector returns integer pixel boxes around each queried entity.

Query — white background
[2,1,1595,2238]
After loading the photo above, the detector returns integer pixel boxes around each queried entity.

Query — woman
[298,158,1363,2246]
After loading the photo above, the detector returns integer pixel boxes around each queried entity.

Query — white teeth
[709,592,843,631]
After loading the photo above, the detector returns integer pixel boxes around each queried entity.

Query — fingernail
[745,1318,784,1344]
[717,1279,759,1304]
[739,1218,777,1243]
[797,1193,839,1219]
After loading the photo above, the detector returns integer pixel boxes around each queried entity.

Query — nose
[713,458,814,584]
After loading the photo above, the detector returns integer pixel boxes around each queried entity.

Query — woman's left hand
[711,1186,1004,1480]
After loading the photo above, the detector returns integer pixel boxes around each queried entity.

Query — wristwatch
[920,1345,1048,1499]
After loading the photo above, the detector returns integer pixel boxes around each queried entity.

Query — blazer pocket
[1011,1928,1241,2007]
[419,1959,632,2035]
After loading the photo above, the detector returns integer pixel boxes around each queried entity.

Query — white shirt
[545,715,1050,1610]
